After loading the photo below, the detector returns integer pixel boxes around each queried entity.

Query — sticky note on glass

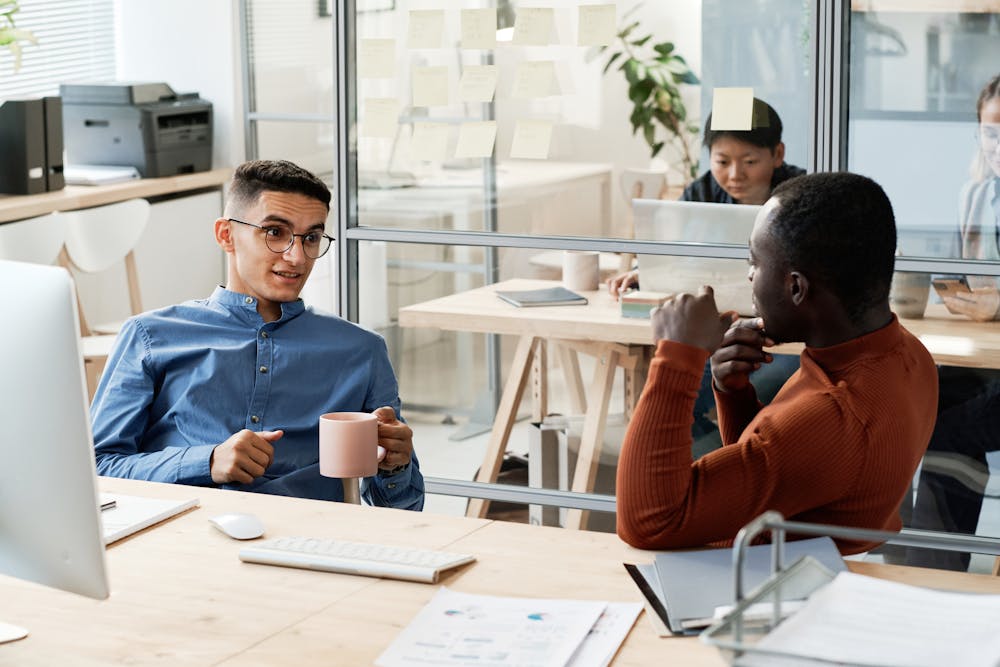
[358,39,395,79]
[710,87,755,131]
[360,98,400,138]
[455,121,497,159]
[578,4,616,46]
[412,66,449,107]
[459,65,498,103]
[509,120,553,159]
[411,122,450,162]
[513,7,554,46]
[408,9,445,49]
[461,8,497,49]
[511,61,557,99]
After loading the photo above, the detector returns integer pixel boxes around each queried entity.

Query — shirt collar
[805,315,903,374]
[208,286,307,323]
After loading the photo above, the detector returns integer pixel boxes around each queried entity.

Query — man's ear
[788,270,809,306]
[215,218,235,253]
[772,142,786,168]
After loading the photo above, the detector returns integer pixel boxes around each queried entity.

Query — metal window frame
[240,0,1000,521]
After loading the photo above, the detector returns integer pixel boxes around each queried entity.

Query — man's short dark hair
[227,160,332,213]
[768,172,896,321]
[702,98,783,151]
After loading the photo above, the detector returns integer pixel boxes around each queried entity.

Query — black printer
[60,82,213,178]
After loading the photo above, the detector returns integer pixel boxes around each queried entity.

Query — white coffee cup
[562,250,600,292]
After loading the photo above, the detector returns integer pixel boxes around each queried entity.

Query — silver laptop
[634,199,761,316]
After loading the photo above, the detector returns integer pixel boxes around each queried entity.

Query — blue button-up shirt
[91,287,424,510]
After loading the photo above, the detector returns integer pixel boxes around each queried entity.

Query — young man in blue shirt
[91,160,424,510]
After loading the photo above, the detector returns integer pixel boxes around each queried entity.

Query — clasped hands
[651,285,774,394]
[210,406,413,484]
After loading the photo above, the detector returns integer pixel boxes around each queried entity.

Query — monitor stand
[0,621,28,643]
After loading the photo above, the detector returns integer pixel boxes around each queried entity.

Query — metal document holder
[699,511,1000,665]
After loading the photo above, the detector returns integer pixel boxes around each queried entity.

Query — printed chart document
[99,493,199,544]
[745,571,1000,667]
[566,602,642,667]
[376,588,609,667]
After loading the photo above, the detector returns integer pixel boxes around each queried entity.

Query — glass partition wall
[241,0,1000,571]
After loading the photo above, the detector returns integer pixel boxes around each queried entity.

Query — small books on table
[99,493,199,544]
[625,536,846,636]
[620,290,670,319]
[495,286,588,307]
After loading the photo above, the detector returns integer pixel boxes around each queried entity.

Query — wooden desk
[3,478,999,666]
[398,279,1000,526]
[0,168,232,223]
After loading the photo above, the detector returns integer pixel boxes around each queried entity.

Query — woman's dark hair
[702,98,783,151]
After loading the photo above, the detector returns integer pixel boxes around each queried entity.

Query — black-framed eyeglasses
[227,218,335,259]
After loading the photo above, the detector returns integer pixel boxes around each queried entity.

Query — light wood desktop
[0,168,232,224]
[399,278,1000,527]
[4,477,1000,666]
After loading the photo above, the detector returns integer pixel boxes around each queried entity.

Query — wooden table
[3,478,999,666]
[398,279,1000,526]
[0,168,232,223]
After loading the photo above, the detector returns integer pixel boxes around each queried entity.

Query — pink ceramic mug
[319,412,381,478]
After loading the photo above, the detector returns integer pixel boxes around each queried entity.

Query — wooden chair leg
[993,556,1000,577]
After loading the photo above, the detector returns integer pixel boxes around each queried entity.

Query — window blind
[0,0,115,99]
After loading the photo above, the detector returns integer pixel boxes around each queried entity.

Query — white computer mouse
[208,512,265,540]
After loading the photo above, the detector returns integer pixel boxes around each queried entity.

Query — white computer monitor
[634,199,761,316]
[0,260,109,641]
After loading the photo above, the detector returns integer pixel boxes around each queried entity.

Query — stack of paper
[376,588,641,667]
[744,571,1000,667]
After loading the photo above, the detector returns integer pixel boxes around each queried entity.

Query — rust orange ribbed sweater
[616,317,937,554]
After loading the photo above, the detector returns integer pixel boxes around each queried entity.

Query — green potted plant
[596,7,700,183]
[0,0,37,73]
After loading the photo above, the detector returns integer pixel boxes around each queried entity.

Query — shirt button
[251,415,260,424]
[261,331,269,339]
[259,366,268,374]
[244,297,253,304]
[387,483,397,489]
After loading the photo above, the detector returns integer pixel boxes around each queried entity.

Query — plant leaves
[628,79,654,105]
[602,51,622,74]
[618,20,640,39]
[653,41,674,56]
[631,34,652,47]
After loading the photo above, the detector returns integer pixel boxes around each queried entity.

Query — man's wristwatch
[378,462,409,477]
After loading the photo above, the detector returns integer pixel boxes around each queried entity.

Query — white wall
[114,0,245,168]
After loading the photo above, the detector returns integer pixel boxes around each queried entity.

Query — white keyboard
[238,536,476,584]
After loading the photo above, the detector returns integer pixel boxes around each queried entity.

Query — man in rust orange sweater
[616,172,938,554]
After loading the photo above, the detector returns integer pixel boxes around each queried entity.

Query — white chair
[0,212,66,265]
[618,168,670,273]
[61,198,151,336]
[619,167,670,203]
[60,199,151,399]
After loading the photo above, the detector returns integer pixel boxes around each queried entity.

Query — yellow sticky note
[513,7,554,46]
[359,98,400,139]
[511,61,556,99]
[408,9,445,49]
[411,122,450,162]
[459,65,498,103]
[509,120,553,159]
[578,4,616,47]
[455,121,497,159]
[711,87,755,131]
[412,66,449,107]
[358,39,395,79]
[461,8,497,49]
